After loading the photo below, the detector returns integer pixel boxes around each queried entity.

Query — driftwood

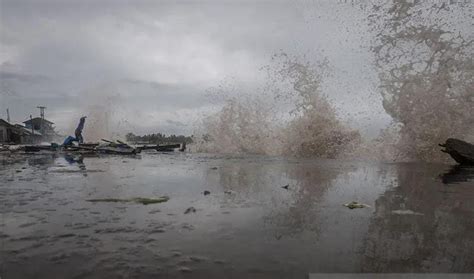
[439,138,474,165]
[96,140,138,155]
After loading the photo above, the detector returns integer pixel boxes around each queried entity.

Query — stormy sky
[0,0,390,137]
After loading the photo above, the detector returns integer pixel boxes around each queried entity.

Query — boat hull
[440,138,474,165]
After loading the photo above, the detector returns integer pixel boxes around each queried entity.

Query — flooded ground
[1,152,473,278]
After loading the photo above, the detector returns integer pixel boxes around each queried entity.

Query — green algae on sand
[343,201,371,209]
[133,197,170,205]
[87,196,170,205]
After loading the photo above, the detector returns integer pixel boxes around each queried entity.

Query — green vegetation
[343,201,370,209]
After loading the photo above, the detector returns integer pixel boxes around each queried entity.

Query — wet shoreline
[1,153,473,278]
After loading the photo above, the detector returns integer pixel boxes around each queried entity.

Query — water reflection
[64,154,87,176]
[2,153,474,277]
[264,161,354,239]
[27,154,57,166]
[362,164,474,272]
[207,158,352,239]
[440,165,474,185]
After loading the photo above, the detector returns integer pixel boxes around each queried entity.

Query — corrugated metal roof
[0,119,14,127]
[23,117,54,125]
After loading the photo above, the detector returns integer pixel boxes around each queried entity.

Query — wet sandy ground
[1,152,474,278]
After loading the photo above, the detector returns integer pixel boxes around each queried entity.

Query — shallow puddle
[1,153,473,278]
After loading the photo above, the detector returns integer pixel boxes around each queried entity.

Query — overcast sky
[0,0,391,137]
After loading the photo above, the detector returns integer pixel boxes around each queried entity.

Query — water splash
[77,87,122,142]
[192,53,361,159]
[273,54,361,158]
[192,95,277,155]
[369,0,474,162]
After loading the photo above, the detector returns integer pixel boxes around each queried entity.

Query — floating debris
[178,266,192,273]
[50,169,104,173]
[343,201,371,209]
[392,209,424,216]
[134,197,170,205]
[87,196,170,205]
[137,143,183,152]
[184,207,197,214]
[95,140,139,155]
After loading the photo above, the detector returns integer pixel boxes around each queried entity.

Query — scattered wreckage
[1,139,186,155]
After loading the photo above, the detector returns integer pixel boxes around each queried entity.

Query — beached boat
[3,139,186,155]
[137,143,184,152]
[96,140,139,155]
[440,138,474,165]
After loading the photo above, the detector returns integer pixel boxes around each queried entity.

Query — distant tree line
[125,132,193,144]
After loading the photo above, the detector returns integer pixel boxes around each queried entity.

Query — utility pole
[37,106,46,119]
[37,106,46,135]
[6,108,10,123]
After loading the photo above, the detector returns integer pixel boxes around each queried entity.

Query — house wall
[25,120,53,132]
[0,125,10,142]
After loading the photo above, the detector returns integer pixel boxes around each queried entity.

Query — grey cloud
[166,119,187,127]
[0,0,389,136]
